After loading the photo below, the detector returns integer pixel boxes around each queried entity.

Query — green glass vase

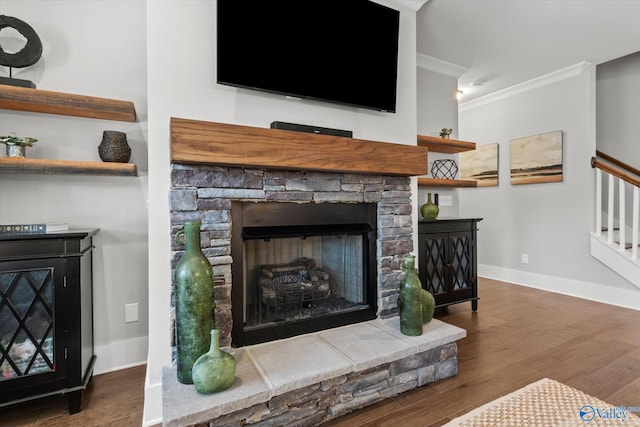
[192,329,236,394]
[174,221,215,384]
[421,286,436,325]
[398,255,436,336]
[420,193,439,220]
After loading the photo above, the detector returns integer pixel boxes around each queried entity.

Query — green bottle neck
[182,222,202,252]
[402,255,416,272]
[209,329,220,354]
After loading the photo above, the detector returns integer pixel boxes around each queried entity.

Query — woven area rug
[445,378,640,426]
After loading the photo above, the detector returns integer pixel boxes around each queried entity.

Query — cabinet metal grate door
[0,269,55,380]
[451,235,471,290]
[424,237,447,294]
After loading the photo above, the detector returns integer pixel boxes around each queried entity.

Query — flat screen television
[217,1,400,113]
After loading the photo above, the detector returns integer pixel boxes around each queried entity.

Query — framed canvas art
[459,142,499,187]
[510,130,563,185]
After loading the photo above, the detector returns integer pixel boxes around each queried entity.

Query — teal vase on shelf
[192,329,236,394]
[398,255,436,336]
[174,221,215,384]
[420,193,439,220]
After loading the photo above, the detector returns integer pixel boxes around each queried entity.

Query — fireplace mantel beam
[170,118,429,177]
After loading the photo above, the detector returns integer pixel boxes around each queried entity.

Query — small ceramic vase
[421,287,436,324]
[98,130,131,163]
[192,329,236,394]
[421,193,439,220]
[6,145,25,158]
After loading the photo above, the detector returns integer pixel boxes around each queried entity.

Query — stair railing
[591,150,640,260]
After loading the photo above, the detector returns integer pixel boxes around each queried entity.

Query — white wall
[597,51,640,169]
[458,63,640,307]
[144,1,419,425]
[416,67,460,218]
[0,1,149,374]
[596,51,640,227]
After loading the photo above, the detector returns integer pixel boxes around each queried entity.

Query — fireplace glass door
[245,231,367,328]
[232,202,378,346]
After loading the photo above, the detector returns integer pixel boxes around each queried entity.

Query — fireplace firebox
[231,202,377,346]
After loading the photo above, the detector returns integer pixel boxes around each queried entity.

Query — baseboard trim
[478,264,640,311]
[143,381,163,427]
[94,335,148,375]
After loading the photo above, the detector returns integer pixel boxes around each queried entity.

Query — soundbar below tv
[270,121,353,138]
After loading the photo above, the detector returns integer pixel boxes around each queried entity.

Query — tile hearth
[163,318,465,426]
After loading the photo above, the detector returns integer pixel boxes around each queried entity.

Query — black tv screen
[217,1,400,113]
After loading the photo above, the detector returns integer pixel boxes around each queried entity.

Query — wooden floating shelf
[417,135,476,154]
[418,177,477,188]
[171,118,429,177]
[416,135,477,187]
[0,85,137,122]
[0,157,137,176]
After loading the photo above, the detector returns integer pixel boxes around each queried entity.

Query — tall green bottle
[174,221,214,384]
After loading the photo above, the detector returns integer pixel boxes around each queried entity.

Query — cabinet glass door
[422,233,447,295]
[0,260,65,384]
[450,232,471,291]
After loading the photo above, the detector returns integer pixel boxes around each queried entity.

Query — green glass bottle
[398,255,425,336]
[420,192,439,220]
[192,329,236,394]
[174,221,214,384]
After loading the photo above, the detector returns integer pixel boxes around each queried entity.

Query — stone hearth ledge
[162,318,466,426]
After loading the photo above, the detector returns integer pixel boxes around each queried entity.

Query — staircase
[590,151,640,289]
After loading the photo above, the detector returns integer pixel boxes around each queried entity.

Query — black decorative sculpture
[0,15,43,88]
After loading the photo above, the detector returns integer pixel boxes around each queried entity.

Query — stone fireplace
[168,118,430,348]
[163,119,466,426]
[170,164,414,348]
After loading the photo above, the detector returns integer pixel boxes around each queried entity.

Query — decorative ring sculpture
[0,15,43,68]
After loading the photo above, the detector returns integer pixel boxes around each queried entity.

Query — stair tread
[614,241,640,250]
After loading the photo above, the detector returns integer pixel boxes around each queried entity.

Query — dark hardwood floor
[2,278,639,426]
[327,278,640,426]
[0,364,145,426]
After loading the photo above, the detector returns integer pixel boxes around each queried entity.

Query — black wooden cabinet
[418,219,481,310]
[0,229,98,413]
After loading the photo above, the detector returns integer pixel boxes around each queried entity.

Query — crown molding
[416,53,468,77]
[459,61,592,112]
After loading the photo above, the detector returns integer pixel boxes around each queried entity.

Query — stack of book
[0,223,69,234]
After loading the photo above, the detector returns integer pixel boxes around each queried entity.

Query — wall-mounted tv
[217,1,400,113]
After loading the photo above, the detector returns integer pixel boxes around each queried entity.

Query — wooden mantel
[170,118,429,176]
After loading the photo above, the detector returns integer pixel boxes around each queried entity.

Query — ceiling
[416,0,640,102]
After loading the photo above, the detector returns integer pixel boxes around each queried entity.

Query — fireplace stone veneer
[170,164,415,348]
